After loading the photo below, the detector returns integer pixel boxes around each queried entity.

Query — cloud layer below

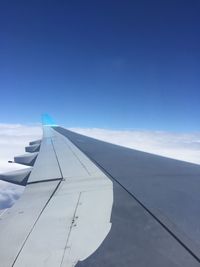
[70,128,200,165]
[1,124,200,211]
[0,123,42,172]
[0,124,42,210]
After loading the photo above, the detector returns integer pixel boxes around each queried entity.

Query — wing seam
[59,128,200,264]
[12,136,64,266]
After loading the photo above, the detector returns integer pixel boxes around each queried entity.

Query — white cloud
[0,124,42,210]
[69,128,200,165]
[1,124,200,211]
[0,181,24,210]
[0,123,42,172]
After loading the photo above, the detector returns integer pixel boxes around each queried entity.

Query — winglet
[42,114,57,126]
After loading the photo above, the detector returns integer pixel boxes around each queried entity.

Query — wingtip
[41,114,57,126]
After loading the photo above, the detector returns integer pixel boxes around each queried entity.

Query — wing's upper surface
[0,126,113,267]
[0,124,200,266]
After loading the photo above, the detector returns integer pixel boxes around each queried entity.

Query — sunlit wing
[0,119,200,266]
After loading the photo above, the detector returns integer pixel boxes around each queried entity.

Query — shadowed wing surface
[0,124,200,266]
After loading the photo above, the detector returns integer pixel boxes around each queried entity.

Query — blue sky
[0,1,200,131]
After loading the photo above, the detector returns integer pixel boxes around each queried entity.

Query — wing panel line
[12,130,65,266]
[55,127,200,264]
[60,192,82,267]
[12,180,61,266]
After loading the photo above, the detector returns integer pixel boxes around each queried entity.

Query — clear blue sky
[0,1,200,131]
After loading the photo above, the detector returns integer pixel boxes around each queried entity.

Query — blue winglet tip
[41,114,57,126]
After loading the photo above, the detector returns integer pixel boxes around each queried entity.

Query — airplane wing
[0,121,200,266]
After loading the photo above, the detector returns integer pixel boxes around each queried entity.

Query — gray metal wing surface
[0,123,200,266]
[0,126,113,267]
